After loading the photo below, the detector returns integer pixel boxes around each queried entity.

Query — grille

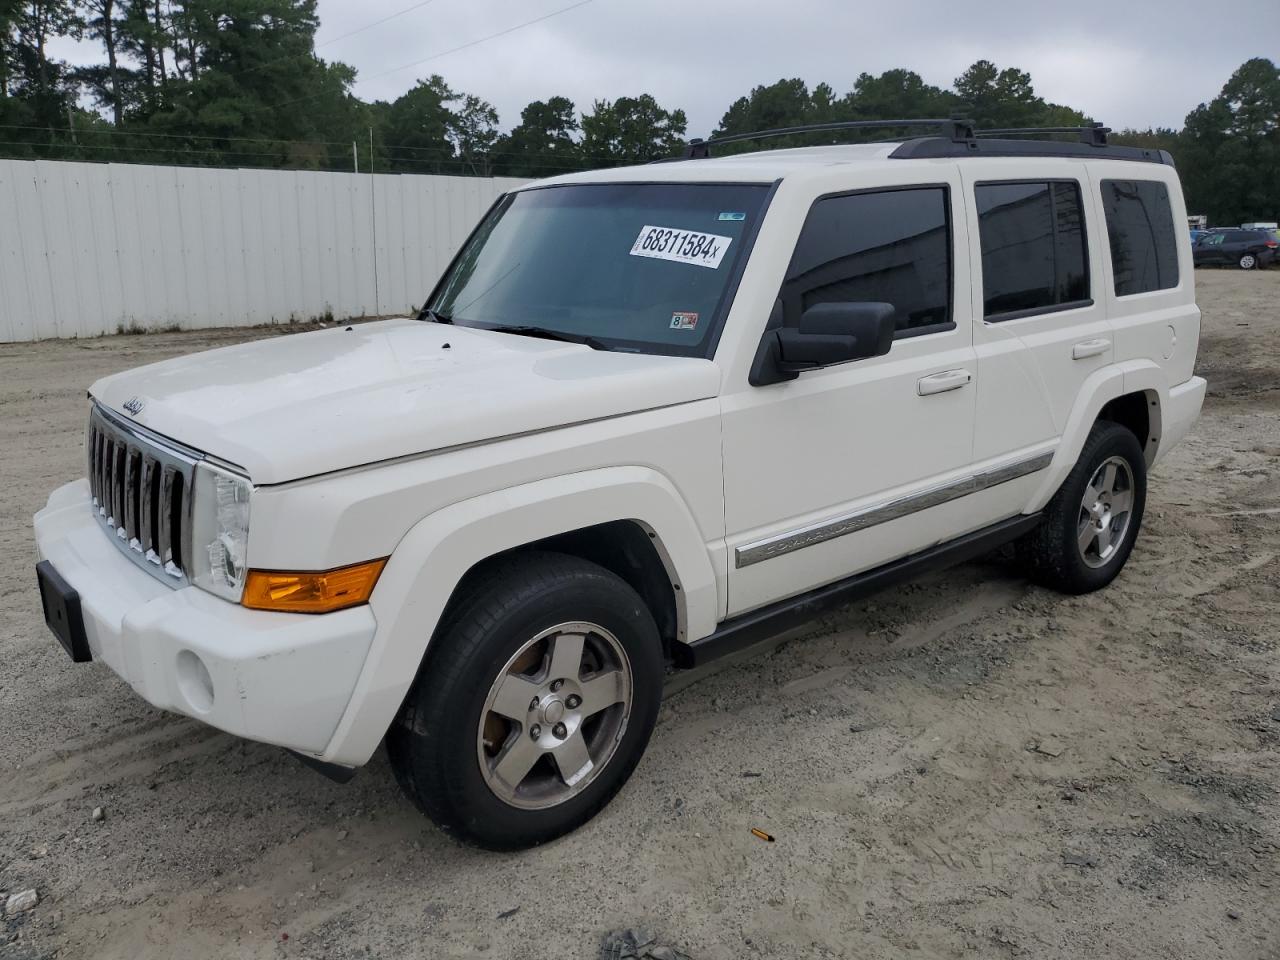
[87,402,199,585]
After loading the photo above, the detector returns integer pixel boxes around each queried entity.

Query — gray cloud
[46,0,1278,137]
[323,0,1276,134]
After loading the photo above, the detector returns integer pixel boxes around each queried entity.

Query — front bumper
[33,480,376,759]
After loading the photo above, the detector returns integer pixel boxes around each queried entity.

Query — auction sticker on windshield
[630,225,733,269]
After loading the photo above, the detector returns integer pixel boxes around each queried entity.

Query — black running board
[672,513,1042,669]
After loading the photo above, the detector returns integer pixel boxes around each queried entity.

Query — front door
[1200,232,1228,264]
[720,177,979,617]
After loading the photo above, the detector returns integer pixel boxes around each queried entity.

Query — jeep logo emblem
[122,397,145,416]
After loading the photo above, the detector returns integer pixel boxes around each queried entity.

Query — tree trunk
[152,0,168,92]
[102,0,123,126]
[135,0,156,101]
[34,2,50,102]
[185,25,196,81]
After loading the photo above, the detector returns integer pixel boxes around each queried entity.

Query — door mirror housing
[771,302,896,376]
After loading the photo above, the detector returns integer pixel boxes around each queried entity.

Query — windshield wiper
[420,307,452,324]
[486,325,610,351]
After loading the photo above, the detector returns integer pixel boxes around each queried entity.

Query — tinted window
[975,180,1091,319]
[1100,180,1179,296]
[430,182,770,358]
[1052,182,1089,303]
[781,187,952,337]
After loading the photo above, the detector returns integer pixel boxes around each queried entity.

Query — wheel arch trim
[1025,360,1167,513]
[318,466,717,766]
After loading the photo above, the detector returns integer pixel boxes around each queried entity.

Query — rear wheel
[386,551,663,850]
[1239,253,1257,270]
[1016,421,1147,594]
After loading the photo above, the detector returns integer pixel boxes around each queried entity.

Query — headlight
[190,460,252,601]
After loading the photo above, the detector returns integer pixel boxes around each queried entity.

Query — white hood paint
[91,319,721,484]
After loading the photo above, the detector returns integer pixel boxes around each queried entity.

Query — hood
[91,319,721,484]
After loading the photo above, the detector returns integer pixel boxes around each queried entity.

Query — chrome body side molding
[734,450,1054,568]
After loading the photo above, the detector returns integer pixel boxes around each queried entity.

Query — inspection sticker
[630,225,733,269]
[670,311,699,330]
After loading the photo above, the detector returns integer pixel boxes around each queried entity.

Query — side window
[975,180,1091,320]
[781,186,952,338]
[1100,180,1179,296]
[1203,233,1225,247]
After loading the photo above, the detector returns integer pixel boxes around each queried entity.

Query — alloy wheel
[1077,456,1136,569]
[476,621,633,810]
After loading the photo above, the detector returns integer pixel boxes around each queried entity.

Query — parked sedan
[1192,229,1278,269]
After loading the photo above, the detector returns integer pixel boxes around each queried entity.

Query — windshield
[428,182,772,357]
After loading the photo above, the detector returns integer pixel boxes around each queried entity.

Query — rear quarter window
[1100,180,1180,296]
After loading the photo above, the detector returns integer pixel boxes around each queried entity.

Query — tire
[386,551,664,850]
[1239,253,1257,270]
[1016,421,1147,595]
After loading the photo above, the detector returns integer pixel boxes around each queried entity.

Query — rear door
[1218,232,1239,263]
[961,162,1111,472]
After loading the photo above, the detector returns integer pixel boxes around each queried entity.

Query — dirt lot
[1,270,1278,960]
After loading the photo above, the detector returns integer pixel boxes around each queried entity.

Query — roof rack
[677,118,1174,166]
[976,122,1111,146]
[681,118,975,160]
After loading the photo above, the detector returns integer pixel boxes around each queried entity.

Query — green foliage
[0,7,1274,224]
[7,0,83,136]
[580,93,686,165]
[846,69,956,123]
[952,60,1090,129]
[1172,58,1279,224]
[492,95,580,177]
[711,77,837,152]
[377,75,456,172]
[450,93,499,176]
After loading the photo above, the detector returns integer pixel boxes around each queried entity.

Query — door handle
[917,369,972,396]
[1072,338,1111,360]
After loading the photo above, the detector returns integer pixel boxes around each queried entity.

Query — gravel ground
[1,270,1278,960]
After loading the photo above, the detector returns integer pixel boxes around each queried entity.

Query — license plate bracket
[36,560,92,663]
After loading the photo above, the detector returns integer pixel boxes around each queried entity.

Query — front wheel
[1016,421,1147,594]
[1239,253,1257,270]
[386,552,664,850]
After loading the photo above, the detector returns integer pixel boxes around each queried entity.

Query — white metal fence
[0,159,527,342]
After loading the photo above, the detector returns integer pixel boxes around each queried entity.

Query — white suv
[34,121,1207,849]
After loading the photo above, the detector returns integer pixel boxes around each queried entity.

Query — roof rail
[681,117,975,160]
[889,134,1172,165]
[976,122,1111,146]
[676,118,1173,166]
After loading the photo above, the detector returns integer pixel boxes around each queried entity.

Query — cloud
[344,0,1277,134]
[48,0,1277,136]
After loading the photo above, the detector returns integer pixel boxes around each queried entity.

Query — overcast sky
[48,0,1279,136]
[316,0,1277,135]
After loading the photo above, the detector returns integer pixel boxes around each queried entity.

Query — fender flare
[319,465,718,766]
[1026,360,1168,513]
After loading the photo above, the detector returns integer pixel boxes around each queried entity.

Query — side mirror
[774,302,896,374]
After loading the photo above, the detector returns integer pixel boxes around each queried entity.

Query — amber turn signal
[242,559,388,614]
